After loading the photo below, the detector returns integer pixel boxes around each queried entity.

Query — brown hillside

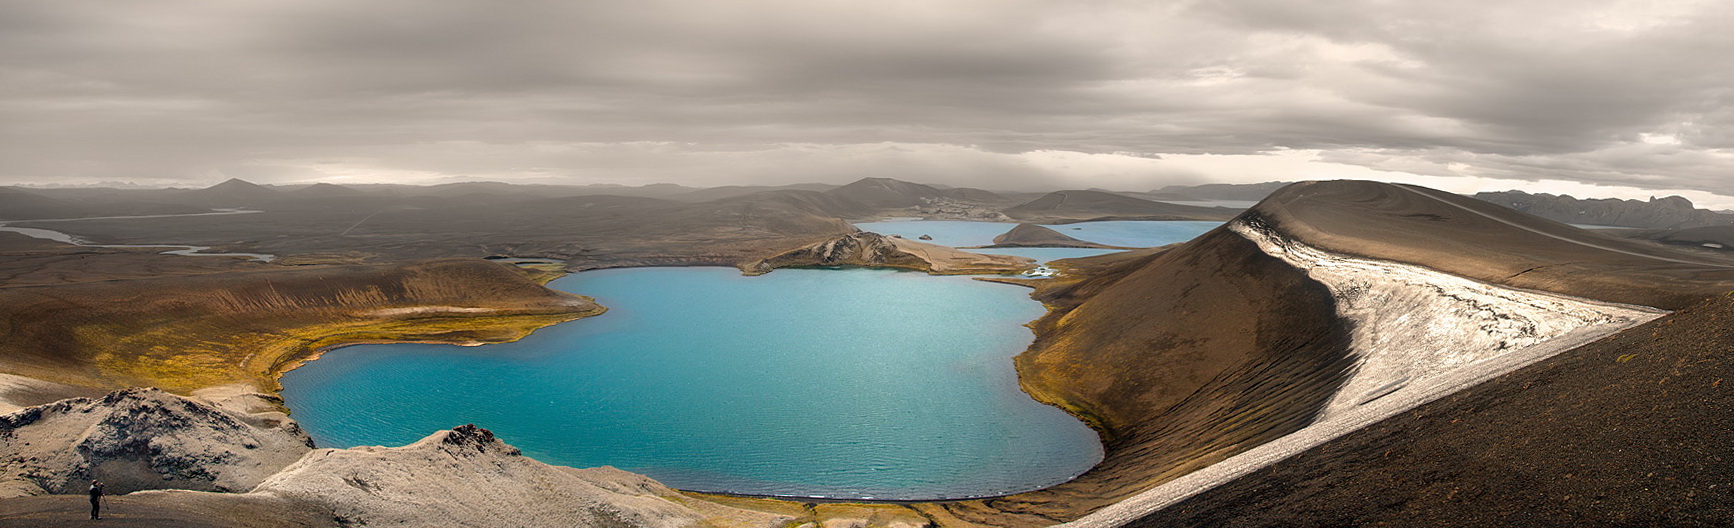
[1255,180,1734,309]
[0,259,599,397]
[925,226,1355,526]
[1134,292,1734,527]
[976,223,1124,249]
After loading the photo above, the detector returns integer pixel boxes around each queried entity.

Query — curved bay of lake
[280,220,1218,499]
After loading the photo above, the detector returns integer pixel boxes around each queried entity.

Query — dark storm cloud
[2,0,1732,196]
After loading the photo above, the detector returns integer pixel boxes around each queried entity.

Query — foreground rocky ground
[1,389,940,528]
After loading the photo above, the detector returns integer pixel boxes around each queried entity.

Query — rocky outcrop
[744,231,1032,275]
[0,388,312,498]
[974,223,1126,249]
[0,391,846,527]
[243,424,793,528]
[1474,190,1734,229]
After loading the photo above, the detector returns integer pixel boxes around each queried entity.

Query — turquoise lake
[280,220,1220,499]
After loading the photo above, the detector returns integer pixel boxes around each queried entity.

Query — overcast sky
[4,1,1733,204]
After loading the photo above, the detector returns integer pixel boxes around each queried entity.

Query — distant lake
[281,267,1103,500]
[855,219,1221,263]
[281,220,1220,499]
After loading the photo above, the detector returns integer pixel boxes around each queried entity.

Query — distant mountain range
[1473,190,1734,229]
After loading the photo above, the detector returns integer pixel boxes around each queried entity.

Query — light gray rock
[4,390,794,526]
[250,424,794,528]
[0,387,313,497]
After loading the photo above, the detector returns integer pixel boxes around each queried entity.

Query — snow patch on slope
[1060,217,1664,528]
[1229,216,1663,419]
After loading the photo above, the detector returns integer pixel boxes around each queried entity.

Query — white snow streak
[1060,218,1663,528]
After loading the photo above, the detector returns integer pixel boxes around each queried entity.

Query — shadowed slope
[924,226,1355,526]
[1132,292,1734,527]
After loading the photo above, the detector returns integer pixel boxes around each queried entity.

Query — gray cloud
[2,0,1732,197]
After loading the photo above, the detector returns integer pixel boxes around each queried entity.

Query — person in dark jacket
[89,480,104,520]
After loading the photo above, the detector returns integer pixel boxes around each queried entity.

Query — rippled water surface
[281,267,1103,499]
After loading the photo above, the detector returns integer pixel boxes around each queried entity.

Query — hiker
[89,480,104,520]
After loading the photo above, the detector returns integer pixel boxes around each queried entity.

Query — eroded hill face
[0,388,311,498]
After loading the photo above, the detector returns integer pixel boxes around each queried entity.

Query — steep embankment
[922,225,1358,526]
[745,231,1033,275]
[971,223,1127,249]
[1125,292,1734,527]
[0,259,601,398]
[1003,190,1237,223]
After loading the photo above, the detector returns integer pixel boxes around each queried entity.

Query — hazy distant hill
[288,182,368,199]
[1150,181,1295,201]
[0,187,87,220]
[170,178,283,208]
[704,189,877,219]
[1474,190,1734,229]
[824,177,950,208]
[938,186,1011,203]
[666,183,840,202]
[0,186,205,221]
[1002,190,1237,223]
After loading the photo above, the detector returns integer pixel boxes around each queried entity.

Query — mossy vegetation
[0,259,601,396]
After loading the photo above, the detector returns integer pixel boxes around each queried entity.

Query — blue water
[975,247,1119,262]
[280,267,1103,500]
[855,220,1220,251]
